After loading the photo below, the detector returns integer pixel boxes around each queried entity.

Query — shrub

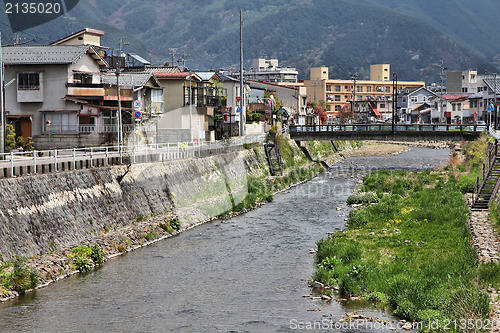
[457,172,478,194]
[72,255,93,273]
[90,245,104,265]
[69,245,104,272]
[159,222,173,234]
[144,231,157,241]
[7,260,38,294]
[347,192,379,205]
[170,218,181,231]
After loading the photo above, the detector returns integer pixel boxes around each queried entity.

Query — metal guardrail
[290,124,489,133]
[0,135,266,178]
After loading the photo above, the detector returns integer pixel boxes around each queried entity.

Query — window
[18,73,40,90]
[385,87,391,92]
[326,85,331,92]
[357,86,363,92]
[335,95,340,101]
[335,85,341,92]
[411,96,418,103]
[335,105,341,111]
[366,86,372,93]
[73,73,93,84]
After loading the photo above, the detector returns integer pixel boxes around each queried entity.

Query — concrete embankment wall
[0,150,251,260]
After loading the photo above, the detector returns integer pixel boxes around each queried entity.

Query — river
[0,147,450,333]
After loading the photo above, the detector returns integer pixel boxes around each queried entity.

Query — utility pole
[392,72,397,133]
[0,32,4,156]
[494,73,498,129]
[116,38,129,148]
[189,68,193,141]
[168,48,177,66]
[351,73,358,120]
[239,9,245,137]
[436,60,446,124]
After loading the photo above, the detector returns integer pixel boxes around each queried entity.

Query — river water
[0,147,450,333]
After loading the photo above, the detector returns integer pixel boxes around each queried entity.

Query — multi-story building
[303,65,425,121]
[232,58,299,84]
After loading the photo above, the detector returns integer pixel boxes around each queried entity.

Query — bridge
[289,124,488,141]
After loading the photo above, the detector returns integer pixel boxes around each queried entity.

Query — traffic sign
[134,110,142,119]
[236,107,242,113]
[134,100,142,110]
[488,104,494,112]
[236,96,241,103]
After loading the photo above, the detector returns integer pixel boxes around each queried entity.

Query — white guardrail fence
[0,135,267,178]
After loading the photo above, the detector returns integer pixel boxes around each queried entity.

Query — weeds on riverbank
[0,258,38,295]
[231,165,325,214]
[68,245,104,273]
[313,169,490,328]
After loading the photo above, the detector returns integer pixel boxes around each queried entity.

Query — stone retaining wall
[0,150,250,260]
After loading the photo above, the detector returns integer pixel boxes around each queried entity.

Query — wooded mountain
[1,0,499,83]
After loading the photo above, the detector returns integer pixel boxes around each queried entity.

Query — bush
[72,255,93,273]
[69,245,104,272]
[347,192,379,205]
[7,260,38,294]
[457,172,478,194]
[90,245,104,265]
[170,218,181,231]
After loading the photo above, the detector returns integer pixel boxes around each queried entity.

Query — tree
[5,124,16,153]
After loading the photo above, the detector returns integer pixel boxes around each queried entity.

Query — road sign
[236,96,241,103]
[134,100,142,110]
[236,107,242,113]
[488,104,494,112]
[134,110,142,120]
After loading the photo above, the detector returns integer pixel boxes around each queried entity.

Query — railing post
[90,147,93,167]
[10,151,14,177]
[73,148,76,169]
[33,150,37,174]
[120,146,123,164]
[177,142,180,159]
[145,144,148,162]
[54,149,58,172]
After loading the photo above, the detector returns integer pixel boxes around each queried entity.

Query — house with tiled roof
[141,66,229,142]
[3,44,114,149]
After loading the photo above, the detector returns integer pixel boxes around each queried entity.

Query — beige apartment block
[304,65,425,119]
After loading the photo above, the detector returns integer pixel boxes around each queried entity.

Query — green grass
[313,169,489,328]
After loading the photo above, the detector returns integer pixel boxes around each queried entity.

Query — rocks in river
[310,281,325,289]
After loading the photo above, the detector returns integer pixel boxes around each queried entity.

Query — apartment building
[303,65,425,121]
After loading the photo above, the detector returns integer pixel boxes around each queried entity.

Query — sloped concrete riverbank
[1,140,365,301]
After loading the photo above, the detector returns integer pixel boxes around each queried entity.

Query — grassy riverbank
[313,168,490,327]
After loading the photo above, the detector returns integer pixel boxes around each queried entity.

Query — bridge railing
[290,124,488,133]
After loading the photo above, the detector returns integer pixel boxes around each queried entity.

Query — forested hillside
[0,0,498,83]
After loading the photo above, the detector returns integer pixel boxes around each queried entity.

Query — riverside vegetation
[312,134,500,330]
